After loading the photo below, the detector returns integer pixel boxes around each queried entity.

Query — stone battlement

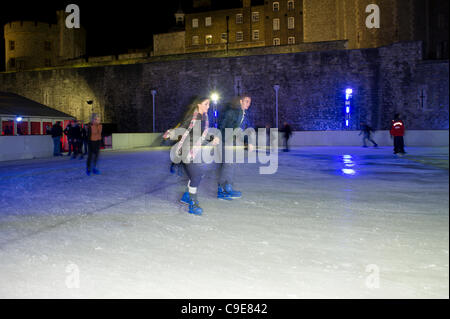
[4,21,58,35]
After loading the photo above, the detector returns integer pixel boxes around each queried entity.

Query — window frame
[252,30,260,41]
[236,13,243,24]
[288,36,295,45]
[288,17,295,29]
[273,38,280,46]
[252,11,260,22]
[205,17,212,27]
[192,18,199,28]
[192,35,200,45]
[288,0,295,11]
[273,18,280,31]
[9,40,15,51]
[236,31,244,42]
[205,34,213,45]
[273,2,280,12]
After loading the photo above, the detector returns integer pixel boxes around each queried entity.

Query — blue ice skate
[93,168,100,175]
[180,192,191,205]
[217,185,233,200]
[86,169,91,176]
[188,199,203,216]
[224,184,241,199]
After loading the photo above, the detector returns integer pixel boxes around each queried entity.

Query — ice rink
[0,146,448,298]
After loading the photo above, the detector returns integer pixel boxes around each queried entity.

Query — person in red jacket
[390,113,406,155]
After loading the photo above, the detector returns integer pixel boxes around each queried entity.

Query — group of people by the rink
[48,113,103,176]
[163,94,253,216]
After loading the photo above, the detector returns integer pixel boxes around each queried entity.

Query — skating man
[390,113,406,155]
[217,94,253,200]
[359,122,378,148]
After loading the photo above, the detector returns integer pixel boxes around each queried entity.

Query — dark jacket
[64,124,73,140]
[50,124,63,138]
[71,124,82,141]
[283,124,292,138]
[219,103,251,144]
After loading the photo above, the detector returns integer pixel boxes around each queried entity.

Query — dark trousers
[87,140,101,171]
[183,163,205,188]
[394,136,405,154]
[67,140,74,155]
[218,143,235,186]
[363,133,377,147]
[283,136,290,151]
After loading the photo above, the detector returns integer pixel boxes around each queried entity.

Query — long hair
[180,96,209,121]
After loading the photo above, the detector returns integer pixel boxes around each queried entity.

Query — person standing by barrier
[64,121,74,156]
[71,120,82,159]
[50,121,63,156]
[390,113,406,155]
[86,114,103,176]
[282,122,293,152]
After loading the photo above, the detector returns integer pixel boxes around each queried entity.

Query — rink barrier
[0,135,53,161]
[274,130,449,147]
[111,133,163,150]
[0,131,447,162]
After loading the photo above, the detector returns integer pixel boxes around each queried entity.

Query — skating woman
[172,96,218,215]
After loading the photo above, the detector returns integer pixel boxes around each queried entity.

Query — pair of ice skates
[180,184,241,216]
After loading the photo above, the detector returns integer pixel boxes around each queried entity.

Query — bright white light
[346,120,349,126]
[16,117,23,122]
[211,93,219,103]
[346,88,353,95]
[346,107,350,114]
[343,155,352,159]
[342,169,356,175]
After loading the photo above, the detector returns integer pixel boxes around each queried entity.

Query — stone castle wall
[0,41,448,133]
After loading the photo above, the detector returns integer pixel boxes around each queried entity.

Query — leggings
[87,140,101,171]
[183,163,205,188]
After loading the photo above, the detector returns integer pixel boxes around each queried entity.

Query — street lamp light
[210,92,219,128]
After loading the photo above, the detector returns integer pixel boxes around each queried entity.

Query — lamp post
[151,90,157,132]
[273,85,280,128]
[211,92,219,128]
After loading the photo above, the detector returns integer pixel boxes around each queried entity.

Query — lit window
[288,0,294,11]
[273,18,280,31]
[252,30,260,40]
[288,17,295,29]
[252,12,259,22]
[221,33,228,43]
[205,17,212,27]
[192,36,199,45]
[236,14,243,24]
[273,38,280,46]
[273,2,279,12]
[236,31,244,42]
[288,36,295,44]
[192,18,199,28]
[205,34,213,45]
[9,40,15,51]
[44,41,52,51]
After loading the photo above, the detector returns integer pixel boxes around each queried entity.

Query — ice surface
[0,146,448,298]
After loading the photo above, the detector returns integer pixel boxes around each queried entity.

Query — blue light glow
[16,116,23,122]
[342,169,356,175]
[214,110,218,117]
[346,120,349,126]
[346,88,353,95]
[346,107,350,114]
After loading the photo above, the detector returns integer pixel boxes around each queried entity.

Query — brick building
[154,0,448,60]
